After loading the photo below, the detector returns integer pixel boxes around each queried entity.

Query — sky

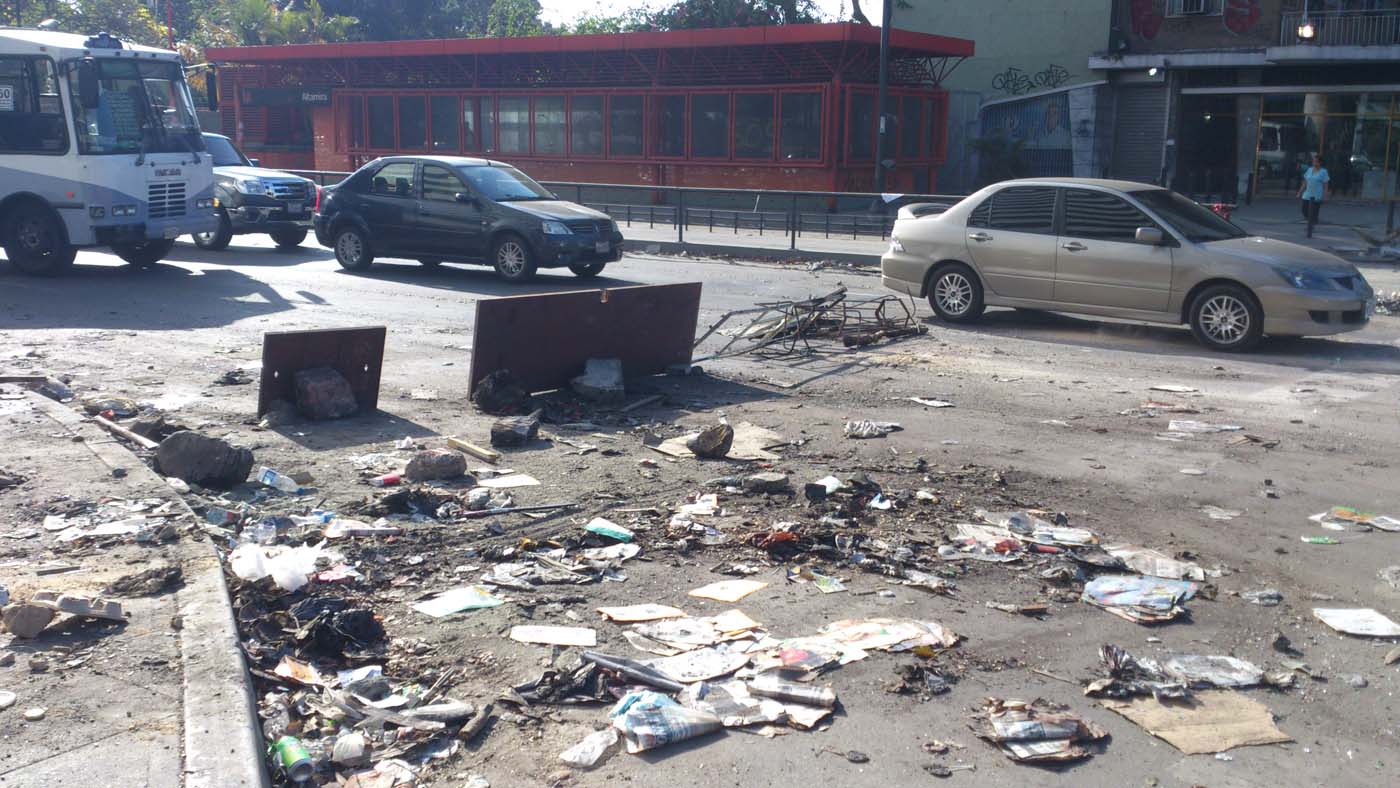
[537,0,880,28]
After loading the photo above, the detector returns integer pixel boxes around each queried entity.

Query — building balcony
[1280,9,1400,47]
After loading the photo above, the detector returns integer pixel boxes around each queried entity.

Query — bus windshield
[67,58,203,156]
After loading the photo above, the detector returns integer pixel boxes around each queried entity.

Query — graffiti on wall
[1130,0,1164,40]
[1223,0,1262,35]
[991,64,1071,96]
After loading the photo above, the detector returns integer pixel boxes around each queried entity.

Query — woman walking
[1298,155,1330,238]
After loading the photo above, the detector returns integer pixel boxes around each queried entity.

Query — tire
[418,259,443,268]
[1188,283,1263,352]
[491,233,537,282]
[569,262,606,280]
[113,239,175,268]
[3,204,76,276]
[193,210,232,251]
[334,225,373,271]
[926,263,985,323]
[270,227,307,249]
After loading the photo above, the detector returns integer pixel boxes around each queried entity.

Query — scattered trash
[411,586,503,618]
[1313,608,1400,637]
[0,690,14,709]
[1301,535,1340,545]
[214,369,254,386]
[1201,506,1242,521]
[1081,575,1199,624]
[510,625,598,647]
[257,466,309,495]
[1167,420,1242,434]
[742,472,790,494]
[490,410,542,448]
[229,542,335,592]
[476,473,539,489]
[969,698,1108,763]
[1379,565,1400,591]
[584,518,634,543]
[1310,506,1400,533]
[688,579,767,603]
[1102,689,1290,754]
[1150,384,1198,393]
[609,690,722,753]
[1179,468,1206,476]
[104,565,183,597]
[1242,589,1283,606]
[559,727,619,768]
[905,397,954,408]
[597,604,685,623]
[1104,544,1205,581]
[844,420,902,439]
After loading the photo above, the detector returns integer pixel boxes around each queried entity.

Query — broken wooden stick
[93,415,159,450]
[448,437,500,464]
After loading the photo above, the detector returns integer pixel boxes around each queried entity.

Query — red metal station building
[207,23,972,192]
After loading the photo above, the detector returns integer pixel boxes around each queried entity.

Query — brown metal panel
[258,326,387,416]
[468,283,702,395]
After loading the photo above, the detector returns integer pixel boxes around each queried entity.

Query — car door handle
[968,232,993,242]
[1061,242,1087,252]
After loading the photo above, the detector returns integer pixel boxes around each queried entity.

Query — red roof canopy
[207,22,973,63]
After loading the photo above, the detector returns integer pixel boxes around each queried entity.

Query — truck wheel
[193,210,232,251]
[569,262,606,280]
[334,226,373,271]
[114,239,176,268]
[270,228,307,249]
[3,205,76,276]
[491,234,537,282]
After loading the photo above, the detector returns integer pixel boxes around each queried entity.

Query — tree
[7,0,168,46]
[223,0,357,45]
[648,0,820,30]
[486,0,543,37]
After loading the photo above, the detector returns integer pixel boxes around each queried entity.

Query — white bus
[0,28,216,275]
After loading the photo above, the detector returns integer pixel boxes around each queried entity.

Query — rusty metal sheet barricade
[258,326,387,416]
[468,284,702,395]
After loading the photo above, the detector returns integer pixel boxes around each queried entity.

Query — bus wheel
[3,205,76,276]
[114,239,176,269]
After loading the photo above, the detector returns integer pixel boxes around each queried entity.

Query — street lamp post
[1298,0,1316,41]
[873,0,894,194]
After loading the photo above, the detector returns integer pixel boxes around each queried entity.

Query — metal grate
[148,182,186,219]
[565,219,609,234]
[269,180,310,201]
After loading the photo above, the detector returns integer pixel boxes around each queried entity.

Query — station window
[0,56,67,154]
[397,95,426,150]
[367,95,394,149]
[571,95,604,156]
[899,95,922,159]
[780,92,821,161]
[534,95,565,155]
[431,95,459,152]
[463,96,495,153]
[609,95,643,157]
[849,92,875,160]
[691,93,729,158]
[498,95,528,153]
[734,92,774,159]
[346,95,364,149]
[655,94,685,157]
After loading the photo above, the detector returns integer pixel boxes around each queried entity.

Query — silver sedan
[881,178,1376,351]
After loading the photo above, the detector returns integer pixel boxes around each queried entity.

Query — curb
[25,392,271,788]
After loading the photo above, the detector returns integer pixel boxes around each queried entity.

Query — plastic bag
[608,691,722,753]
[559,727,619,768]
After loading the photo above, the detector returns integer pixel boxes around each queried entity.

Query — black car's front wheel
[334,226,374,271]
[114,239,175,268]
[569,262,605,280]
[1188,283,1263,352]
[927,263,985,323]
[492,234,537,282]
[193,209,233,251]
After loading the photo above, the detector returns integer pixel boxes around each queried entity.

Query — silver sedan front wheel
[1189,284,1262,352]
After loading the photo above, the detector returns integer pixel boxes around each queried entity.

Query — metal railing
[287,169,965,252]
[1280,9,1400,46]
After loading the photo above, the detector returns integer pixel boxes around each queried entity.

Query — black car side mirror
[455,192,478,206]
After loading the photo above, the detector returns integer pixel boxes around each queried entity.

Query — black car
[194,133,317,251]
[314,156,623,281]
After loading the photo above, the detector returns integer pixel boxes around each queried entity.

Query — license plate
[162,226,180,239]
[286,202,303,214]
[595,240,610,254]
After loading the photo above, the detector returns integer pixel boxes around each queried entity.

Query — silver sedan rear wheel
[926,263,985,323]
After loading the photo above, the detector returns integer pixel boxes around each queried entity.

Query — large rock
[294,367,359,420]
[405,449,468,481]
[490,410,542,448]
[742,472,790,494]
[571,358,625,404]
[2,603,54,639]
[127,412,168,440]
[157,431,254,489]
[686,423,734,458]
[471,370,530,415]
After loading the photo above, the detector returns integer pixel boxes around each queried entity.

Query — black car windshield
[457,164,552,201]
[1131,189,1248,243]
[204,135,248,167]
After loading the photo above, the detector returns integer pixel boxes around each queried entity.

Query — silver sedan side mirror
[1135,226,1165,245]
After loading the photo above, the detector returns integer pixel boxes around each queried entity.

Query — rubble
[969,698,1108,763]
[1,603,55,639]
[570,358,626,403]
[404,449,469,481]
[294,367,360,420]
[741,472,790,494]
[489,410,541,448]
[686,422,735,458]
[471,369,530,414]
[157,431,255,489]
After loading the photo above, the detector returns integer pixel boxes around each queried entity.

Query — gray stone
[293,367,359,420]
[472,369,530,415]
[570,358,626,404]
[156,431,254,490]
[742,472,790,494]
[1347,674,1368,689]
[686,423,734,458]
[490,410,541,448]
[2,604,54,639]
[405,449,468,481]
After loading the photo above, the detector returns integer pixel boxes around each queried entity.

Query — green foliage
[486,0,544,37]
[648,0,821,30]
[8,0,168,46]
[223,0,357,45]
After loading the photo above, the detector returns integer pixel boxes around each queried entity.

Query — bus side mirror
[206,70,218,112]
[77,59,100,110]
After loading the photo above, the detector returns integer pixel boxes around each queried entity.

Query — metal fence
[1280,9,1400,46]
[287,169,966,251]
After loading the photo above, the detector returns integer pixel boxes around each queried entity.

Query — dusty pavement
[3,238,1400,787]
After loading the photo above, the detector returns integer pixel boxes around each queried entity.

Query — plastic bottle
[257,467,304,494]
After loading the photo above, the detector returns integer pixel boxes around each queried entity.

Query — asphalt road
[4,237,1400,787]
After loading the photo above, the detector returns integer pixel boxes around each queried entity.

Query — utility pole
[873,0,896,194]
